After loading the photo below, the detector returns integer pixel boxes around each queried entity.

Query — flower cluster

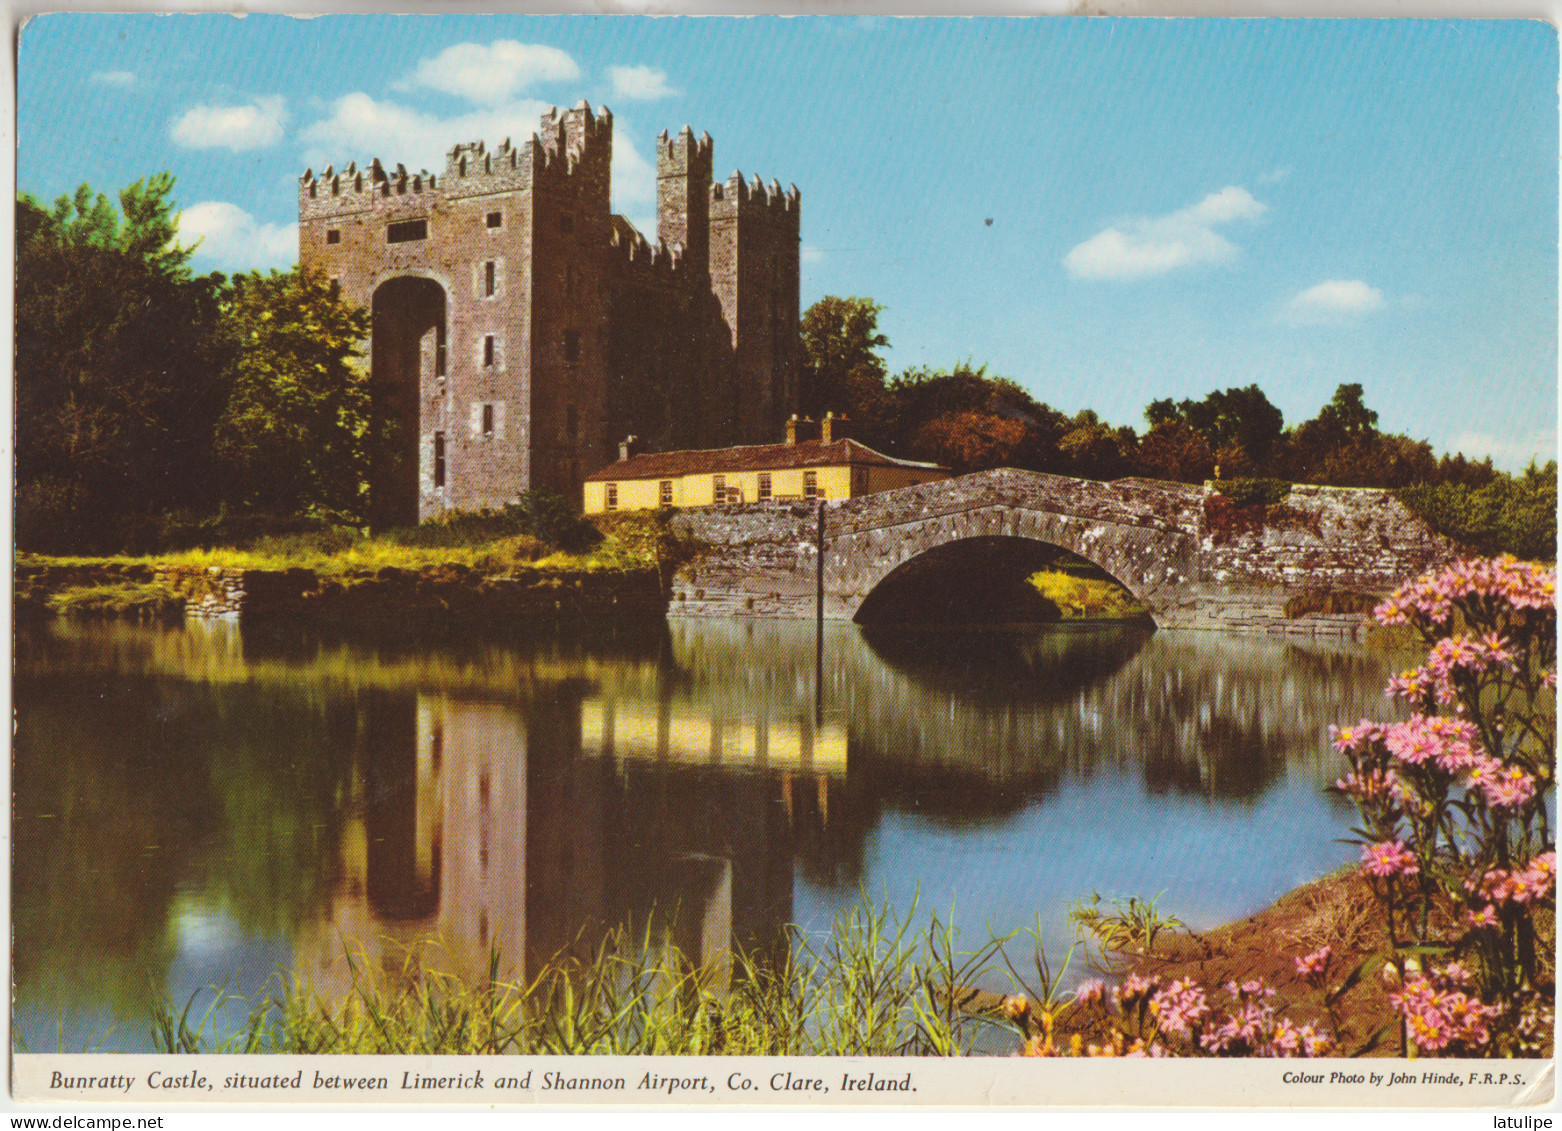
[1374,555,1557,628]
[1148,978,1210,1038]
[1389,966,1502,1053]
[1466,852,1556,906]
[1360,839,1419,878]
[1293,945,1331,980]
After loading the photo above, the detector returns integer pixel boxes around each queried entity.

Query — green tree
[16,176,233,552]
[214,268,372,522]
[799,296,892,432]
[1146,385,1284,471]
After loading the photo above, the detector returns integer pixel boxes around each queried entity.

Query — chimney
[619,435,646,462]
[821,412,852,443]
[785,414,820,444]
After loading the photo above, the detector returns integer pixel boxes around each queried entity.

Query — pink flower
[1464,904,1500,930]
[1073,979,1108,1007]
[1149,978,1210,1038]
[1361,840,1419,878]
[1294,946,1331,979]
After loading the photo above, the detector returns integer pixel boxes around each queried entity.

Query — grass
[16,511,685,585]
[1027,570,1148,620]
[101,895,1036,1056]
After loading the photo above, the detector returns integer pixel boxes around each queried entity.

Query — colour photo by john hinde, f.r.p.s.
[9,14,1559,1110]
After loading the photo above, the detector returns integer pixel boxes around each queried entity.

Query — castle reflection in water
[14,615,1411,1051]
[293,682,847,997]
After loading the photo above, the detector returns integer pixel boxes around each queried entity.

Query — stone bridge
[669,468,1456,635]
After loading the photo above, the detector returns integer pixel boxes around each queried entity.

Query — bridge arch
[822,471,1205,627]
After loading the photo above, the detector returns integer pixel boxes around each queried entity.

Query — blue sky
[18,15,1558,469]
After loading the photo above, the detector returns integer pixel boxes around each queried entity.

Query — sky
[17,15,1559,470]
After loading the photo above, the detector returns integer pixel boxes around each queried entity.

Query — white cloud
[1257,166,1293,185]
[612,133,657,240]
[91,70,135,87]
[1064,185,1266,281]
[1449,429,1558,472]
[608,64,678,101]
[171,96,287,152]
[178,202,296,271]
[300,92,553,173]
[1288,279,1385,320]
[801,246,825,265]
[400,41,579,105]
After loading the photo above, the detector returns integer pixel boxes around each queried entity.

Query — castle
[298,101,800,527]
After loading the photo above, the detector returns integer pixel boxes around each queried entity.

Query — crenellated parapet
[299,159,444,221]
[299,102,615,220]
[606,216,686,286]
[709,170,801,227]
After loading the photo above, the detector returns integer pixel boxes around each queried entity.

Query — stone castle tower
[298,101,800,527]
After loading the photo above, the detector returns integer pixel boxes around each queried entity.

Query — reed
[131,895,1029,1056]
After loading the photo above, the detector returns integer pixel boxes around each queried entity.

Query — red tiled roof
[585,438,945,482]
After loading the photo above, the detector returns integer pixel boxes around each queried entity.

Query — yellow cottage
[583,416,949,513]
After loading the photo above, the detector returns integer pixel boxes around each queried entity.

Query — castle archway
[370,276,446,531]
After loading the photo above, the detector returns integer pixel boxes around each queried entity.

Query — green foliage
[1146,384,1284,467]
[214,268,372,523]
[1216,477,1291,509]
[513,490,602,553]
[16,176,233,553]
[1395,461,1557,562]
[798,296,891,429]
[1069,891,1186,968]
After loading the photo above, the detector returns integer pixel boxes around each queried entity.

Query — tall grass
[133,896,1029,1056]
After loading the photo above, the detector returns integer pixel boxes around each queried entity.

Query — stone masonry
[670,469,1459,636]
[299,103,800,528]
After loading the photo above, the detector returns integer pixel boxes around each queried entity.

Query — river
[12,616,1411,1053]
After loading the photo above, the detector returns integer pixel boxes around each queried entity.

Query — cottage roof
[585,438,944,482]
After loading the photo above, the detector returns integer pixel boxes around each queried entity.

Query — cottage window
[758,473,772,502]
[804,471,819,499]
[606,483,618,511]
[712,475,726,505]
[660,480,674,506]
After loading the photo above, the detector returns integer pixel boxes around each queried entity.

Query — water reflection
[12,618,1410,1051]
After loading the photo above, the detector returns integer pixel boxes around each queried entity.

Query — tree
[798,296,891,431]
[214,268,372,522]
[15,176,233,552]
[1135,419,1215,483]
[1058,410,1138,481]
[1146,385,1284,472]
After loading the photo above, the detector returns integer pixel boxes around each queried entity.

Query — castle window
[331,177,340,196]
[559,213,574,235]
[482,404,494,436]
[435,324,446,378]
[605,483,618,511]
[567,405,578,440]
[326,229,341,245]
[712,475,726,505]
[758,473,772,502]
[660,480,673,506]
[387,219,428,243]
[434,432,446,489]
[484,261,495,297]
[804,471,820,500]
[564,331,581,364]
[459,156,467,177]
[486,211,503,229]
[483,335,495,367]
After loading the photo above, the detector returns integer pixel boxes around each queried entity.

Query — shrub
[1396,463,1557,563]
[1332,556,1556,1056]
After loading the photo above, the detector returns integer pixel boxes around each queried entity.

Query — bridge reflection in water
[12,617,1412,1051]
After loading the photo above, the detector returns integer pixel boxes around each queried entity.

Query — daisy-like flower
[1361,840,1419,878]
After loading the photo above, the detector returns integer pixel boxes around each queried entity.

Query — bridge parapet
[669,468,1458,636]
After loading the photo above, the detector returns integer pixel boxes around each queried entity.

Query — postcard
[10,11,1557,1114]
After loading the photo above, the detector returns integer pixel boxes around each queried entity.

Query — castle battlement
[608,216,685,282]
[709,170,801,221]
[657,125,714,177]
